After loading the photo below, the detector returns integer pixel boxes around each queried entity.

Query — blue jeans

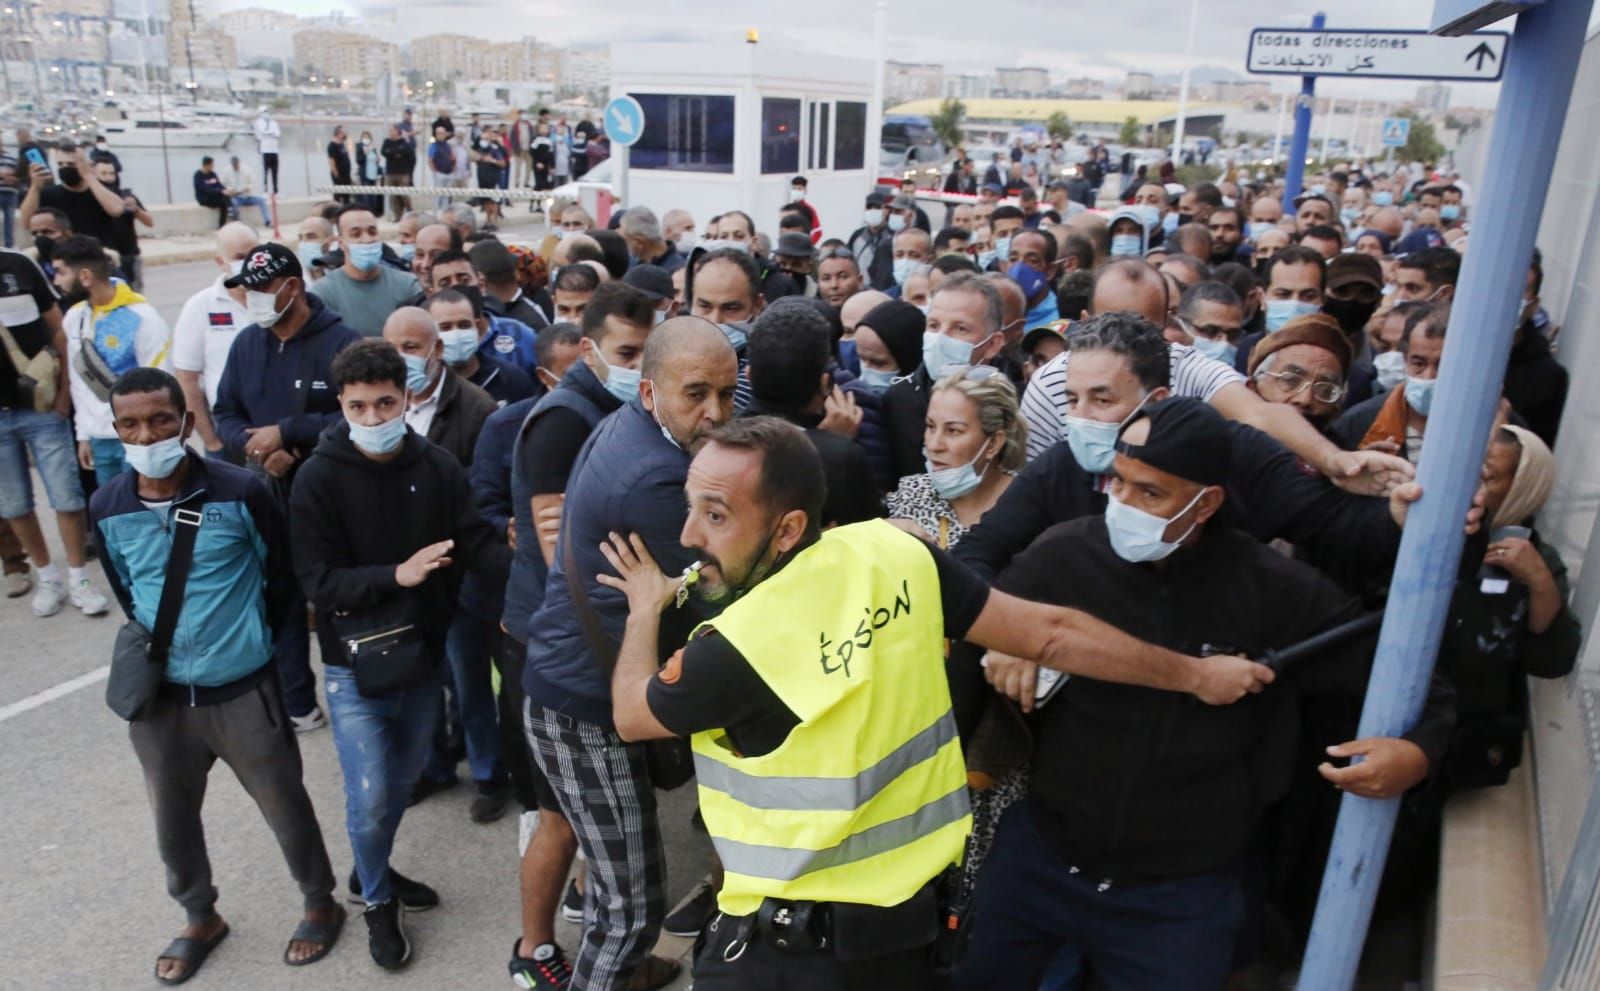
[0,189,15,247]
[0,409,85,518]
[953,802,1246,991]
[445,612,504,785]
[323,665,439,906]
[89,437,128,485]
[231,194,273,226]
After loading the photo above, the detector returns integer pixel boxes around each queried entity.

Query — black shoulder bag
[106,503,204,721]
[330,594,437,698]
[562,523,695,791]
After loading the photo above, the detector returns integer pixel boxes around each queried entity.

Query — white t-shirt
[406,376,442,438]
[254,116,281,155]
[170,276,249,407]
[1020,342,1245,461]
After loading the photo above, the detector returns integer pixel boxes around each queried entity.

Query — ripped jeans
[324,664,438,906]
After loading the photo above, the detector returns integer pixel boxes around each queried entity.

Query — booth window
[807,101,831,170]
[761,98,801,174]
[834,101,867,170]
[628,93,735,173]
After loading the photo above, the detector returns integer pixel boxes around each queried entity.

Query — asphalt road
[0,258,708,989]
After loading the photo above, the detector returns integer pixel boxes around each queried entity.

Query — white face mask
[245,284,292,328]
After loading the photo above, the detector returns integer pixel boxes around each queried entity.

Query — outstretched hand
[595,531,682,615]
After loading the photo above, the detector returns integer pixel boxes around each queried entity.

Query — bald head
[641,316,733,380]
[1091,259,1169,326]
[580,259,611,283]
[1064,211,1110,264]
[840,290,892,332]
[982,273,1027,337]
[217,222,258,258]
[382,306,440,347]
[553,233,601,268]
[1369,207,1404,239]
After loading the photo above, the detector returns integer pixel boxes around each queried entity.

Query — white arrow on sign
[1246,28,1508,82]
[608,106,636,140]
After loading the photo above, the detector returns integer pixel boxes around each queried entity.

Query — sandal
[625,954,682,991]
[284,904,346,966]
[154,922,230,986]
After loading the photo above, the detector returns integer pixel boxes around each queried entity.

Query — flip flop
[154,922,230,986]
[284,904,347,966]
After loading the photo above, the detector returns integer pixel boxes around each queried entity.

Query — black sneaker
[560,878,584,923]
[364,900,411,970]
[348,867,440,912]
[470,781,511,824]
[408,774,456,807]
[508,938,573,989]
[662,878,717,938]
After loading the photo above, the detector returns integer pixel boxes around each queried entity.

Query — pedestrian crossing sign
[1381,117,1411,148]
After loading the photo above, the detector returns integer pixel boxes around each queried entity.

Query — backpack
[429,140,456,175]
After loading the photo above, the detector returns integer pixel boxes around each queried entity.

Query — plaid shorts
[524,702,666,990]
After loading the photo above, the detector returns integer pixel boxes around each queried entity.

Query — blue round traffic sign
[604,96,645,149]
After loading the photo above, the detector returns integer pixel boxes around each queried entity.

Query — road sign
[1380,116,1411,147]
[604,95,645,148]
[1246,28,1509,81]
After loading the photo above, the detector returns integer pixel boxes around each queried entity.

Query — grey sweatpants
[129,675,337,924]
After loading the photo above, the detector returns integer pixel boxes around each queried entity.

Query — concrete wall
[144,195,329,238]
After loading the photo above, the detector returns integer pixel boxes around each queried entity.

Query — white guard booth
[608,42,879,242]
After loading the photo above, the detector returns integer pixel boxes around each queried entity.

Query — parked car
[880,115,946,172]
[544,159,616,214]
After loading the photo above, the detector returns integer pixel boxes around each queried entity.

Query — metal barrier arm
[318,184,555,201]
[1297,2,1596,989]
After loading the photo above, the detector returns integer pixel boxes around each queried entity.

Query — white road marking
[0,665,109,724]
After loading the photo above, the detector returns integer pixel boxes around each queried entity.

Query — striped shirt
[1020,343,1246,461]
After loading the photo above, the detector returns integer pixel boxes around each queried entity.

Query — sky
[204,0,1570,109]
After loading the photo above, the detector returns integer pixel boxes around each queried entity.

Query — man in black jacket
[380,124,415,221]
[289,339,509,970]
[846,191,895,291]
[743,299,882,527]
[952,397,1451,991]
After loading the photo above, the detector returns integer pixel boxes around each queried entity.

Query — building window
[761,98,801,175]
[808,101,831,171]
[628,93,735,174]
[834,101,866,171]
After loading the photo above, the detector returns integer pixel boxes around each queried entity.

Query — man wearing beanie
[1247,313,1353,433]
[1321,252,1384,405]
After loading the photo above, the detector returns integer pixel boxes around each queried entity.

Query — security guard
[593,416,1273,988]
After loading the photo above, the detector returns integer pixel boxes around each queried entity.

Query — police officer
[591,416,1274,988]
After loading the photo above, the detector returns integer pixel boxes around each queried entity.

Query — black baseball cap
[622,264,673,301]
[223,243,302,289]
[1116,396,1232,486]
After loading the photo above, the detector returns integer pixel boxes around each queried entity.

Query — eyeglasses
[1254,368,1345,404]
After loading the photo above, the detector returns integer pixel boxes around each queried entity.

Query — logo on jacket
[493,334,515,354]
[206,508,222,524]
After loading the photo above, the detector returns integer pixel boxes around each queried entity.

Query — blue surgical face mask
[348,412,407,455]
[922,330,992,377]
[595,349,642,402]
[348,240,384,273]
[1134,205,1161,230]
[393,241,416,263]
[1105,486,1208,563]
[1064,393,1149,475]
[925,438,993,501]
[1162,212,1179,234]
[1265,298,1318,333]
[1373,350,1406,392]
[1189,335,1237,366]
[1110,234,1141,257]
[297,241,323,269]
[440,328,479,365]
[975,249,998,270]
[1373,190,1394,207]
[123,433,188,479]
[887,213,908,233]
[1248,221,1275,241]
[837,337,859,375]
[893,257,918,286]
[1341,208,1360,226]
[993,236,1012,266]
[1404,374,1436,416]
[402,352,433,394]
[1310,184,1327,197]
[720,321,750,351]
[859,367,895,393]
[1439,204,1461,222]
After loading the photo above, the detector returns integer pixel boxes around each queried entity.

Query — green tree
[929,97,966,151]
[1118,115,1143,147]
[1046,111,1073,142]
[1396,109,1446,163]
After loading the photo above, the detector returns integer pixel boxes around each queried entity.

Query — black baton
[1259,611,1385,674]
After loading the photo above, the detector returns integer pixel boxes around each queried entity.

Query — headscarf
[505,243,548,295]
[1492,424,1556,529]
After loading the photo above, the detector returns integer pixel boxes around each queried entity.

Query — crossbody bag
[0,323,59,412]
[106,502,204,720]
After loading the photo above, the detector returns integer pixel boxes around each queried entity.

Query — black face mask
[33,235,55,261]
[1177,212,1195,226]
[1323,295,1380,339]
[57,165,82,187]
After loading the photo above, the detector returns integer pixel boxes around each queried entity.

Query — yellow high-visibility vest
[691,519,971,917]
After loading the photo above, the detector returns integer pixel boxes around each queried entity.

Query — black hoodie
[289,421,510,658]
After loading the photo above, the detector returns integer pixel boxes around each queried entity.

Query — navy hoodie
[213,293,362,460]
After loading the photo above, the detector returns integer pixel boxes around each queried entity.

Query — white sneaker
[31,578,65,617]
[518,810,541,857]
[68,578,109,616]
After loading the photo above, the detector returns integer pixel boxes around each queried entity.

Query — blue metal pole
[1297,2,1596,989]
[1281,11,1323,213]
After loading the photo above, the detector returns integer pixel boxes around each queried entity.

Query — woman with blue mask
[853,300,923,396]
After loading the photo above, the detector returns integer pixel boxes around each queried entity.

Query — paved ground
[0,253,709,989]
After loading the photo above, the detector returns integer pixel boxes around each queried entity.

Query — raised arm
[1209,381,1411,497]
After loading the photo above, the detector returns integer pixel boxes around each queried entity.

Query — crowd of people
[0,128,1581,991]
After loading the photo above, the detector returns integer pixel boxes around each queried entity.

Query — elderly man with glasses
[1245,313,1352,435]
